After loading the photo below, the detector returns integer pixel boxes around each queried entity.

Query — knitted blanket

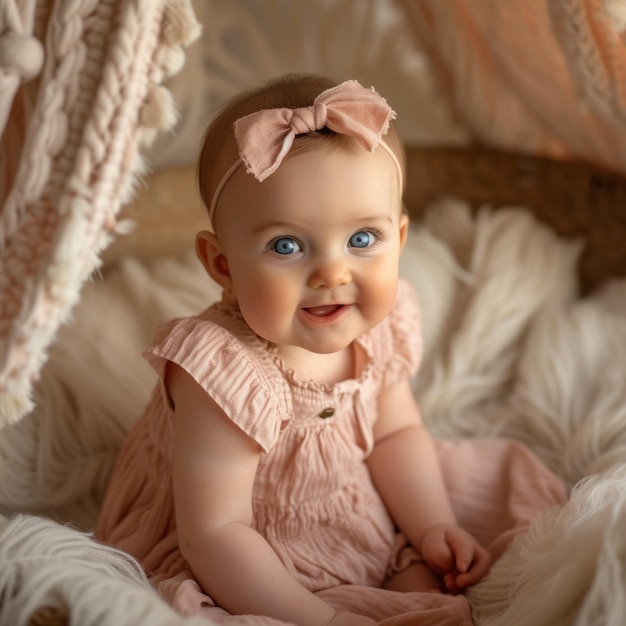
[0,0,200,426]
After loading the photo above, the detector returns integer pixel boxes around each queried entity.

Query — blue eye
[349,230,374,248]
[272,237,301,255]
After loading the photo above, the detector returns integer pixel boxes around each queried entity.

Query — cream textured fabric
[0,0,200,426]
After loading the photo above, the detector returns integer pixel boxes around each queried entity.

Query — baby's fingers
[453,543,474,574]
[452,546,491,589]
[421,529,454,573]
[467,548,491,581]
[444,527,476,573]
[440,526,492,591]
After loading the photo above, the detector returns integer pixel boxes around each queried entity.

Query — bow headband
[208,80,402,223]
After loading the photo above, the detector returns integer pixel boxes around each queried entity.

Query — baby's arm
[366,379,491,592]
[167,364,374,626]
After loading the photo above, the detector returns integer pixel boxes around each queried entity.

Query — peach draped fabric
[397,0,626,174]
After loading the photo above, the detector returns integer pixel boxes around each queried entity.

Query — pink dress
[97,279,567,625]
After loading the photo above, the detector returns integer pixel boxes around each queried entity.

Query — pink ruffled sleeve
[144,317,288,453]
[381,278,423,388]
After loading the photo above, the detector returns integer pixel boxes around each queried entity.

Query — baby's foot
[383,563,445,593]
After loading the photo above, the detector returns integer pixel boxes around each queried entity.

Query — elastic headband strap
[207,80,402,227]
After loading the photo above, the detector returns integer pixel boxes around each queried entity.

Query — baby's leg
[383,563,445,594]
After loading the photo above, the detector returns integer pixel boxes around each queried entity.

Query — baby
[98,74,566,625]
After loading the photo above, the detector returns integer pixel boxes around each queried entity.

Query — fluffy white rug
[1,199,625,626]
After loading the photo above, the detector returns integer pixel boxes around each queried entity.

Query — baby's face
[216,143,407,356]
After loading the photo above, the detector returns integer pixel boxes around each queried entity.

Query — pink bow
[233,80,396,181]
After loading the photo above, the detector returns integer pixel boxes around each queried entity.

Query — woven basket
[405,146,626,294]
[28,607,68,626]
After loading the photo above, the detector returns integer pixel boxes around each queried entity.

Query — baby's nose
[307,258,351,289]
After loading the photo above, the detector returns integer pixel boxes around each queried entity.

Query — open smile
[299,304,351,325]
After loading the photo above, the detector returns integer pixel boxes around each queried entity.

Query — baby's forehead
[215,145,401,237]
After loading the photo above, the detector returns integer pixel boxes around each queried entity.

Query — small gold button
[318,407,335,419]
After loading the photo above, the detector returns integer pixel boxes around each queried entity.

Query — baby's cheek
[237,280,294,336]
[365,272,398,317]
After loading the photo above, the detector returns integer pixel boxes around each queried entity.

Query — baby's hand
[420,524,491,594]
[327,611,377,625]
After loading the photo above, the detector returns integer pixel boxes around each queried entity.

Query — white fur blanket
[1,200,625,625]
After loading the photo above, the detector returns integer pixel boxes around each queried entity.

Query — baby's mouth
[303,304,344,317]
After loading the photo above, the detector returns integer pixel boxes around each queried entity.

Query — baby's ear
[398,212,409,251]
[195,231,232,291]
